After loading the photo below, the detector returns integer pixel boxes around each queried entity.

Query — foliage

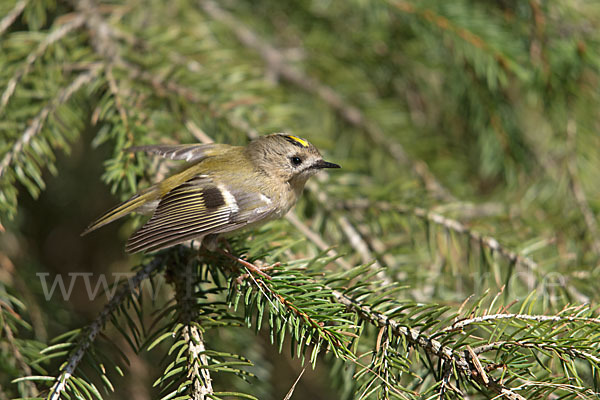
[1,0,600,399]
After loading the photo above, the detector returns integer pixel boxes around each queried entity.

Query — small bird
[82,133,340,265]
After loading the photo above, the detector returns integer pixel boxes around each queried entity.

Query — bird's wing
[125,175,276,253]
[127,144,231,162]
[81,189,159,236]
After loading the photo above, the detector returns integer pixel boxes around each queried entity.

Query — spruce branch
[240,253,598,398]
[443,310,600,333]
[330,289,527,400]
[171,260,214,399]
[0,13,86,116]
[339,199,544,286]
[0,65,102,181]
[235,267,353,360]
[472,341,600,365]
[199,0,454,202]
[48,256,164,400]
[0,0,27,37]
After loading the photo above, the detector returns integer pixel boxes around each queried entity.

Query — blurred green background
[1,0,600,398]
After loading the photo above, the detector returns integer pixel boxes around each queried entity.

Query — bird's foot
[215,247,278,281]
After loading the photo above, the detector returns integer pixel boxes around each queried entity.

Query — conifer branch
[48,257,164,400]
[0,0,27,36]
[172,261,214,399]
[472,341,600,365]
[239,270,348,352]
[67,2,210,112]
[0,14,86,115]
[0,65,102,180]
[1,304,38,397]
[444,310,600,332]
[199,0,454,202]
[330,289,527,400]
[340,199,542,277]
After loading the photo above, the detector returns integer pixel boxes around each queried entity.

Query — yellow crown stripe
[287,135,309,148]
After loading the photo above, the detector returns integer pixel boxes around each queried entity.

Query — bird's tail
[81,190,157,236]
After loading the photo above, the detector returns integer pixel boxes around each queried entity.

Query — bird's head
[247,134,340,188]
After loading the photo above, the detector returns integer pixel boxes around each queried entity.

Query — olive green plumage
[82,134,340,253]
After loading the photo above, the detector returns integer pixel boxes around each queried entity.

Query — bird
[82,133,340,275]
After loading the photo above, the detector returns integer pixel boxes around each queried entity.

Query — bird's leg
[207,236,279,280]
[215,246,275,280]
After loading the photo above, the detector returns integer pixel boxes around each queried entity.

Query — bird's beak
[314,159,341,169]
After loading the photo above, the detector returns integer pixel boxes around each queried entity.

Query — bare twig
[282,368,305,400]
[443,311,600,333]
[309,182,393,284]
[0,14,86,115]
[472,341,600,365]
[0,65,102,180]
[431,201,508,220]
[185,120,215,145]
[337,214,376,267]
[199,0,454,202]
[0,0,27,36]
[49,257,164,400]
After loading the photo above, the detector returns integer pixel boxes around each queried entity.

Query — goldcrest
[82,134,340,253]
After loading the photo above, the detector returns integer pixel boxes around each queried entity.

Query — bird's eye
[290,156,303,166]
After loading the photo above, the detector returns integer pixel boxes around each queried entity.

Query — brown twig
[285,213,353,271]
[240,270,346,350]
